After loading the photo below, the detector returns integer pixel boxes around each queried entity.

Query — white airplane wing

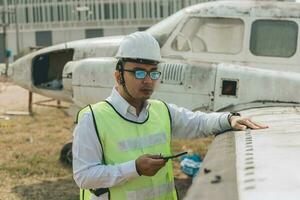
[185,106,300,200]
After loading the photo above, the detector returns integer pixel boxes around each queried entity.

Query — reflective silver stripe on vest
[126,182,175,200]
[118,132,167,151]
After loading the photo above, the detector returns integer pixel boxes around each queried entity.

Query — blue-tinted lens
[135,70,147,79]
[150,71,161,80]
[133,70,161,80]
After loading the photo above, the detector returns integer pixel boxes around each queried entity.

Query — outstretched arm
[167,104,268,138]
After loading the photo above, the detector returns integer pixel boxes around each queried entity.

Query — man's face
[120,61,159,101]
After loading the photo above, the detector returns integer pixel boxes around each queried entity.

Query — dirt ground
[0,79,213,200]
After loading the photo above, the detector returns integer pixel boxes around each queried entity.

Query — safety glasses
[123,69,161,80]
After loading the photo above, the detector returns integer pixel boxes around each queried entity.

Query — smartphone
[161,151,187,161]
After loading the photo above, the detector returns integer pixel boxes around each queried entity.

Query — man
[73,32,268,200]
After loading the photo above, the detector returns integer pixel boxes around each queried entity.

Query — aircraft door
[32,49,74,90]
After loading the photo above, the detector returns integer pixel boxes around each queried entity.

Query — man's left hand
[230,116,268,131]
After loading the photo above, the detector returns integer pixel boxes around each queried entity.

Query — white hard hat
[116,32,161,64]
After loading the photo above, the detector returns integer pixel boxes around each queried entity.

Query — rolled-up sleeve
[167,103,232,138]
[72,113,139,189]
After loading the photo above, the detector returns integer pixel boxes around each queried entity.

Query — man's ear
[115,71,121,85]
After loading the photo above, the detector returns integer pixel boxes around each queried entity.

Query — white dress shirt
[73,87,231,199]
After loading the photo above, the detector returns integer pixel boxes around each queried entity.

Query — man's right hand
[135,154,166,176]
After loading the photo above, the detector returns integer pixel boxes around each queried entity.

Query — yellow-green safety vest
[77,100,178,200]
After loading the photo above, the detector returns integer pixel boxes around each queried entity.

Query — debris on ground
[180,153,202,178]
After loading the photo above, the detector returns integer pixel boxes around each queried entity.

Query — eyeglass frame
[123,69,162,80]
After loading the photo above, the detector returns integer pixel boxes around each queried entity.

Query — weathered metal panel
[70,58,216,110]
[186,106,300,200]
[236,107,300,200]
[69,36,123,60]
[71,58,117,106]
[213,63,300,111]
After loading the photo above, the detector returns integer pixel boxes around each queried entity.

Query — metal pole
[57,100,61,108]
[28,91,33,114]
[14,0,20,55]
[3,12,8,76]
[2,0,9,76]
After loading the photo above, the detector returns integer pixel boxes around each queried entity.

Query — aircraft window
[171,33,191,52]
[172,17,244,54]
[250,20,298,58]
[147,10,185,47]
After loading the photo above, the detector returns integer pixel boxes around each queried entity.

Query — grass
[0,104,213,199]
[0,105,76,200]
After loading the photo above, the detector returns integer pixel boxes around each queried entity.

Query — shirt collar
[106,87,150,117]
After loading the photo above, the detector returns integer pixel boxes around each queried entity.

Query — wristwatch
[227,112,241,124]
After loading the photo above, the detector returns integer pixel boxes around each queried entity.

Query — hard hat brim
[121,57,160,65]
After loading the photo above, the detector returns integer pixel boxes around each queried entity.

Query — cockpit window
[250,20,298,58]
[147,10,185,47]
[171,17,244,54]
